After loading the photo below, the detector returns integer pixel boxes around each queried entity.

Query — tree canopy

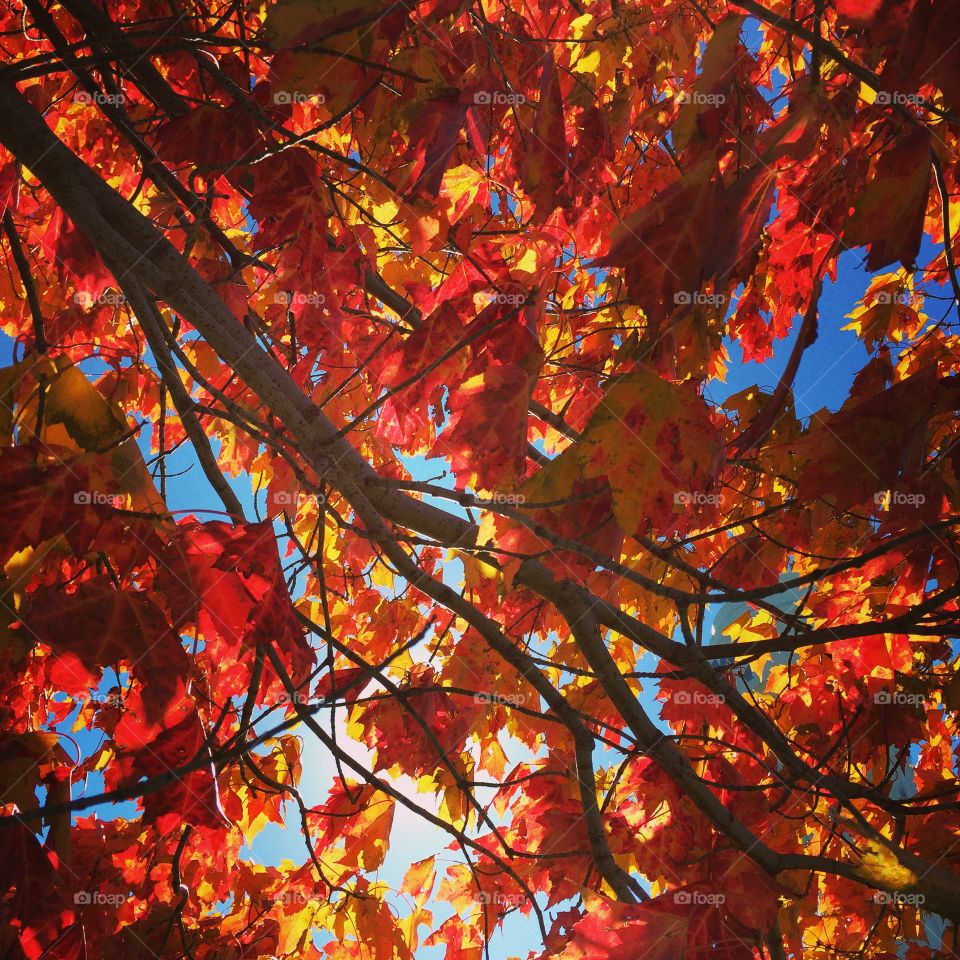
[3,0,960,957]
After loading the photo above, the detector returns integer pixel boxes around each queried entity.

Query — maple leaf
[311,782,396,873]
[264,0,388,50]
[540,888,756,960]
[51,215,112,295]
[159,519,314,696]
[403,91,472,199]
[154,104,267,167]
[0,447,108,565]
[0,823,77,960]
[524,369,723,536]
[313,666,369,704]
[248,147,328,249]
[376,301,474,445]
[672,16,748,154]
[845,126,931,270]
[835,0,885,20]
[23,577,190,723]
[429,362,534,491]
[116,710,228,831]
[247,148,368,301]
[712,532,785,589]
[785,364,938,510]
[520,52,568,221]
[37,362,167,514]
[596,161,774,323]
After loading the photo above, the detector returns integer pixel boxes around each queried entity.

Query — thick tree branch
[122,280,245,522]
[2,209,46,354]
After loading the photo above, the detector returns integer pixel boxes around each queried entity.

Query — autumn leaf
[154,104,267,167]
[543,896,674,959]
[785,364,938,510]
[525,369,723,535]
[2,3,960,958]
[845,126,931,270]
[596,161,774,323]
[116,710,228,831]
[263,0,385,51]
[520,52,567,221]
[23,576,190,722]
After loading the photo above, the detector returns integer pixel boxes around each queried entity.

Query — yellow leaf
[42,361,167,514]
[0,356,51,440]
[524,369,722,535]
[459,550,500,592]
[370,560,395,590]
[400,857,436,905]
[570,13,595,38]
[371,197,400,225]
[573,49,602,75]
[44,361,127,451]
[440,164,485,208]
[4,537,70,610]
[856,837,920,890]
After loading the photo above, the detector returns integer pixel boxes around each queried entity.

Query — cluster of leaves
[1,0,960,958]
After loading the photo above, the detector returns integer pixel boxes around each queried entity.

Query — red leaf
[406,92,470,199]
[154,104,267,167]
[596,162,774,323]
[787,364,938,509]
[845,126,931,270]
[23,577,190,723]
[116,711,227,831]
[541,888,755,960]
[835,0,884,20]
[0,824,75,960]
[314,666,369,704]
[163,520,313,682]
[0,448,119,564]
[520,53,567,221]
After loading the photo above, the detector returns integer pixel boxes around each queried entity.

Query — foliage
[1,0,960,958]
